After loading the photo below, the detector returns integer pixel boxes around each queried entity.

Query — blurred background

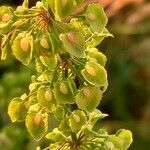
[0,0,150,149]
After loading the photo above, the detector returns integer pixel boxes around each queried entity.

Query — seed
[88,12,96,20]
[73,114,80,123]
[20,38,29,52]
[45,90,53,101]
[67,32,76,45]
[85,65,96,76]
[2,13,11,22]
[60,82,68,95]
[40,38,49,49]
[83,88,92,98]
[34,114,42,126]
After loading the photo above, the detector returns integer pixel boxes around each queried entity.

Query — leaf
[59,31,85,58]
[22,0,29,8]
[87,47,107,66]
[86,28,113,47]
[106,130,133,150]
[39,55,57,71]
[55,0,75,19]
[25,112,48,141]
[46,128,66,142]
[116,129,133,150]
[81,61,107,87]
[82,128,98,137]
[59,117,71,132]
[88,109,108,127]
[49,31,62,54]
[54,78,76,104]
[53,105,65,120]
[0,37,10,60]
[69,110,87,133]
[37,70,54,82]
[11,32,34,65]
[75,86,102,112]
[8,98,27,122]
[85,4,108,33]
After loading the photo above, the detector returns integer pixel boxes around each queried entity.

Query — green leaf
[46,128,66,142]
[37,86,56,111]
[69,110,87,133]
[39,55,57,71]
[49,143,63,150]
[86,28,113,47]
[0,36,10,60]
[55,0,75,19]
[11,32,34,65]
[81,61,107,87]
[22,0,29,8]
[49,32,62,54]
[116,129,133,150]
[87,48,107,66]
[82,128,98,137]
[37,70,54,82]
[59,31,85,58]
[70,18,90,35]
[25,112,48,141]
[106,130,133,150]
[54,78,76,104]
[53,105,65,120]
[59,117,71,132]
[88,109,108,127]
[85,4,108,33]
[75,86,102,112]
[8,98,27,122]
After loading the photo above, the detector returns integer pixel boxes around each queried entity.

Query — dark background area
[0,0,150,149]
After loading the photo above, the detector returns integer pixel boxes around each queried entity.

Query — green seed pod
[8,98,27,122]
[39,55,57,71]
[85,4,108,33]
[55,0,75,19]
[59,32,85,57]
[69,110,87,133]
[54,78,76,104]
[75,86,102,112]
[25,112,48,141]
[37,86,56,111]
[87,48,107,66]
[11,32,34,65]
[81,61,107,87]
[0,6,14,33]
[35,33,52,56]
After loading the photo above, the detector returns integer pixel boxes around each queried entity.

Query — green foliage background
[0,0,149,150]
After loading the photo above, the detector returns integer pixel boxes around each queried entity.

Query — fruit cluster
[0,0,132,149]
